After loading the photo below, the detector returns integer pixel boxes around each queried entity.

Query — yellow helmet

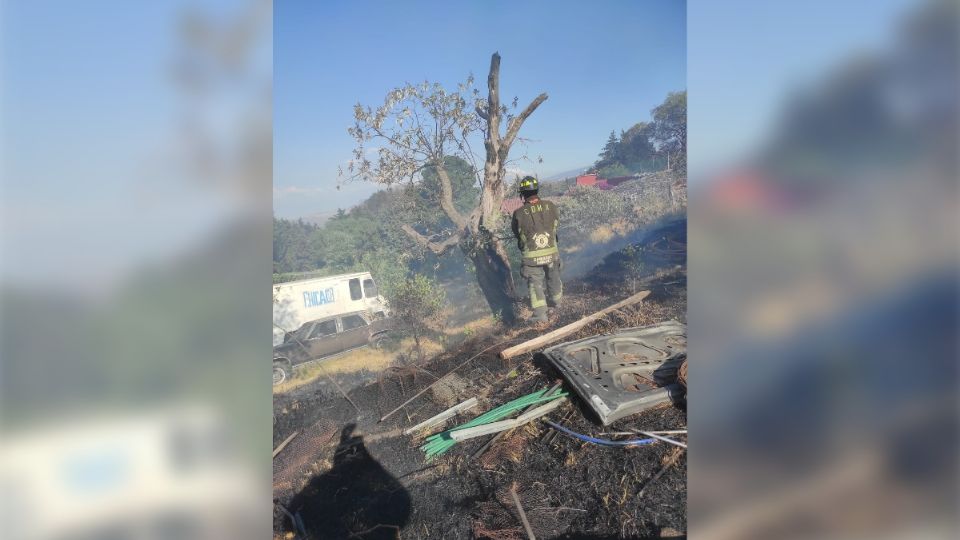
[518,176,539,194]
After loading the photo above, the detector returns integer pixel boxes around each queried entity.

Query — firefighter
[511,176,562,323]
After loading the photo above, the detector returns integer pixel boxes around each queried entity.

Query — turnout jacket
[511,198,560,266]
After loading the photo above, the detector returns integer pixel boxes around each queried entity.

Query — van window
[308,319,337,338]
[292,322,314,340]
[341,314,367,331]
[348,278,362,301]
[362,279,378,298]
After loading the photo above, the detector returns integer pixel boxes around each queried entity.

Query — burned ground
[273,221,687,539]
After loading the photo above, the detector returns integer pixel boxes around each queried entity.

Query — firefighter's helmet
[518,176,539,195]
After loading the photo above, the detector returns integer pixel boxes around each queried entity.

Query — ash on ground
[273,223,687,539]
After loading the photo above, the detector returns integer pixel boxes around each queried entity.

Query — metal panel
[543,320,686,425]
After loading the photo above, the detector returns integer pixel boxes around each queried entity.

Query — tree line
[275,91,686,278]
[273,155,478,278]
[593,91,686,178]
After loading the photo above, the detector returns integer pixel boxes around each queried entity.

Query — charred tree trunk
[470,52,547,325]
[463,232,517,324]
[413,332,423,362]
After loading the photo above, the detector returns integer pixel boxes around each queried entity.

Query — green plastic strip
[419,387,568,459]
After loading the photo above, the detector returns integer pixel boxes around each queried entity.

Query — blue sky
[274,0,687,218]
[1,0,270,287]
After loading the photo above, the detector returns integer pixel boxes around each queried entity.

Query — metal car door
[542,321,687,425]
[338,314,370,349]
[282,322,315,365]
[305,318,340,359]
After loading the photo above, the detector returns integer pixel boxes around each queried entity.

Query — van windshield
[362,279,378,298]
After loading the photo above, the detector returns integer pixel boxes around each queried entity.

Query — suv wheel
[273,361,291,386]
[371,334,393,350]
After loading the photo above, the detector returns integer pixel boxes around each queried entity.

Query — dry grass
[443,315,496,339]
[273,336,445,394]
[611,218,636,236]
[586,219,637,244]
[480,431,530,470]
[589,225,616,243]
[439,295,492,327]
[472,521,525,540]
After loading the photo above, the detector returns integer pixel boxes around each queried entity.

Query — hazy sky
[274,0,687,218]
[688,0,920,179]
[2,0,271,288]
[1,0,921,285]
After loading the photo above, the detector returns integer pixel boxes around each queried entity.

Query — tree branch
[434,159,469,228]
[401,224,461,255]
[487,52,501,152]
[500,93,548,158]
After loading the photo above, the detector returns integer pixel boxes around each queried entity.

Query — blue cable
[544,420,656,447]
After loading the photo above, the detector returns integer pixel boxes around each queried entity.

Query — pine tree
[599,130,620,163]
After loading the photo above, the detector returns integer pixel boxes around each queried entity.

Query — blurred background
[1,1,272,539]
[688,0,957,538]
[1,0,957,539]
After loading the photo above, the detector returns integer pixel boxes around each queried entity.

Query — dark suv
[273,311,392,385]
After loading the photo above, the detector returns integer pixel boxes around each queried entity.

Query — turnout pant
[520,260,563,316]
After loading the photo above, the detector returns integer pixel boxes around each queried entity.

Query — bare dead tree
[343,52,547,323]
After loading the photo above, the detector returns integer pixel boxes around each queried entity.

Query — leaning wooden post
[499,290,650,359]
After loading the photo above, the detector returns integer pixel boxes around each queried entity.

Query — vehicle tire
[371,335,393,351]
[273,361,291,386]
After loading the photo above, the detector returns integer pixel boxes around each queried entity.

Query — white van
[0,407,260,540]
[272,272,388,345]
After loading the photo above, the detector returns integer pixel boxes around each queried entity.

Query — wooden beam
[638,431,687,448]
[499,290,651,359]
[448,398,566,441]
[403,397,478,435]
[471,383,561,460]
[510,486,537,540]
[272,430,299,459]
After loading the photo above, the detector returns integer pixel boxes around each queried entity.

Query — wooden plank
[638,431,687,448]
[499,290,651,359]
[471,383,562,460]
[449,398,566,441]
[511,486,537,540]
[272,430,299,459]
[403,397,478,435]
